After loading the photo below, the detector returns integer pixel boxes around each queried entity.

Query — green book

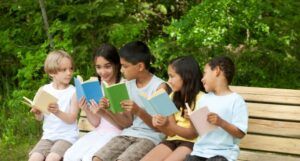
[103,81,129,113]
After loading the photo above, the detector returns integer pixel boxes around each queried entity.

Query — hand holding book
[185,103,216,135]
[22,88,58,115]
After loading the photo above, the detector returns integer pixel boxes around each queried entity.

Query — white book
[186,103,216,135]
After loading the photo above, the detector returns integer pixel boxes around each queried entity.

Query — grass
[0,137,39,161]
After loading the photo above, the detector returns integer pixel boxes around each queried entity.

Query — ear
[137,62,145,72]
[214,66,221,77]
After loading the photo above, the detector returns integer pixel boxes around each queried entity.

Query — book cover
[74,75,103,103]
[139,89,179,116]
[22,88,58,115]
[103,81,129,113]
[187,105,216,135]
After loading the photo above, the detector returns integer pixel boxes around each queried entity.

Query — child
[141,56,205,161]
[185,56,248,161]
[64,44,124,161]
[28,50,79,161]
[92,41,169,161]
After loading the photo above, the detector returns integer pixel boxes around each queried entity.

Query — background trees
[0,0,299,160]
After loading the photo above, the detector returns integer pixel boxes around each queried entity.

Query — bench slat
[248,118,300,138]
[230,86,300,97]
[78,117,95,131]
[240,134,300,155]
[238,150,300,161]
[248,102,300,121]
[230,86,300,105]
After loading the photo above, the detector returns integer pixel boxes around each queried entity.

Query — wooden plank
[80,110,86,117]
[78,117,95,131]
[230,86,300,105]
[240,134,300,155]
[248,103,300,121]
[248,118,300,138]
[230,86,300,97]
[238,150,300,161]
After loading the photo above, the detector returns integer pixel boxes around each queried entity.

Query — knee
[92,156,102,161]
[45,152,61,161]
[28,152,44,161]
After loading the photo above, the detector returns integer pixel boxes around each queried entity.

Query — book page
[189,106,216,135]
[150,91,179,116]
[32,89,58,115]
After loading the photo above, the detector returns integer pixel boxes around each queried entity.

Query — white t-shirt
[191,92,248,161]
[41,83,79,144]
[121,75,165,145]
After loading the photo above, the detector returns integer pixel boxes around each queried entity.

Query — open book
[22,89,58,115]
[186,103,216,135]
[103,81,129,113]
[139,89,179,116]
[74,75,103,103]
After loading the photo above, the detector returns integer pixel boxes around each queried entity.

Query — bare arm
[208,112,245,138]
[82,99,101,127]
[92,97,132,129]
[48,94,79,124]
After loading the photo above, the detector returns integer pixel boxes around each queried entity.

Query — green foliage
[151,0,300,88]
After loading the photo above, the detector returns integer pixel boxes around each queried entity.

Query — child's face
[120,58,139,80]
[95,56,117,84]
[201,64,216,92]
[167,65,183,92]
[50,57,73,87]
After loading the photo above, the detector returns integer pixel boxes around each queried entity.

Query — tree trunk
[38,0,54,48]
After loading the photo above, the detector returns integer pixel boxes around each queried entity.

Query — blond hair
[44,50,73,74]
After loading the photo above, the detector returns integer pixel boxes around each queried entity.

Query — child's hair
[93,43,121,83]
[208,56,235,84]
[169,56,204,114]
[44,50,73,74]
[119,41,155,73]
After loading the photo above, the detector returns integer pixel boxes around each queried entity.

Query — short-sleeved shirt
[121,75,165,145]
[191,92,248,161]
[167,91,204,142]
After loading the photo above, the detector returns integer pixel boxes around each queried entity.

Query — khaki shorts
[29,139,72,158]
[93,135,155,161]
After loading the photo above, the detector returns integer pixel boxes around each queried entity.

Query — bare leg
[45,152,61,161]
[164,146,192,161]
[92,156,103,161]
[28,152,45,161]
[140,144,173,161]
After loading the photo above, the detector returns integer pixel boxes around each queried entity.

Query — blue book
[139,89,179,116]
[74,75,103,103]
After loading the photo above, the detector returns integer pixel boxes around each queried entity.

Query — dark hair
[208,56,235,84]
[93,43,121,83]
[169,56,205,115]
[119,41,155,73]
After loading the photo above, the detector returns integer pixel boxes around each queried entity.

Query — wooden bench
[230,86,300,161]
[77,86,300,160]
[77,111,95,137]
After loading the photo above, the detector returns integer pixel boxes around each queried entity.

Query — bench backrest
[230,86,300,161]
[78,111,94,137]
[77,86,300,160]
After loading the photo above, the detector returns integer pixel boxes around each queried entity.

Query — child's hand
[120,100,140,115]
[152,115,168,127]
[207,112,224,126]
[30,107,41,115]
[99,98,110,109]
[90,99,106,114]
[79,97,88,111]
[48,103,60,115]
